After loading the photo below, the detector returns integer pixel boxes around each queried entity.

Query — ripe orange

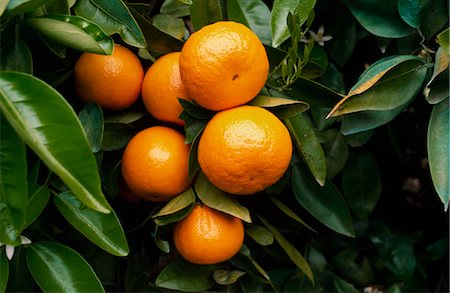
[74,44,144,111]
[173,204,244,265]
[197,105,292,195]
[141,52,191,125]
[179,21,269,111]
[121,126,190,202]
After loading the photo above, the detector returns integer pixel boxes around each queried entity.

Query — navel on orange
[179,21,269,111]
[197,105,292,195]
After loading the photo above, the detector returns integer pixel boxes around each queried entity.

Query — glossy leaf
[258,215,314,284]
[0,113,27,245]
[101,122,135,151]
[26,14,114,55]
[54,191,129,256]
[246,225,274,246]
[270,196,316,232]
[190,0,225,31]
[25,183,50,228]
[424,47,449,104]
[427,98,450,209]
[73,0,146,48]
[160,0,191,17]
[194,172,252,223]
[398,0,428,29]
[214,269,246,285]
[249,95,309,120]
[0,72,111,213]
[155,258,217,292]
[78,103,104,153]
[321,128,349,179]
[227,0,272,45]
[154,204,194,226]
[0,248,8,292]
[286,113,327,186]
[152,188,196,218]
[0,38,32,73]
[152,14,186,40]
[342,0,415,38]
[271,0,316,48]
[27,242,105,293]
[342,151,381,219]
[292,164,355,237]
[4,0,46,16]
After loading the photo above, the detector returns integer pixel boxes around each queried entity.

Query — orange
[179,21,269,111]
[121,126,190,202]
[74,44,144,111]
[141,52,191,125]
[173,204,244,265]
[197,105,292,195]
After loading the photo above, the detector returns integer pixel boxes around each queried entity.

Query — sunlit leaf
[153,188,196,218]
[54,191,129,256]
[437,28,449,54]
[424,47,449,104]
[0,72,111,214]
[246,225,274,246]
[213,269,246,285]
[27,242,105,293]
[249,95,309,119]
[26,14,114,55]
[154,205,194,226]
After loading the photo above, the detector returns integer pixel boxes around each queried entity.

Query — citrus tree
[0,0,448,292]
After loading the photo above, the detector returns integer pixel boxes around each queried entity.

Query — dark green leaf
[54,191,129,256]
[249,95,309,120]
[421,0,448,39]
[160,0,191,17]
[74,0,146,48]
[333,275,359,293]
[270,196,316,232]
[318,63,346,94]
[342,151,381,219]
[130,7,183,56]
[424,47,449,104]
[0,72,111,213]
[227,0,272,45]
[6,247,35,292]
[238,274,267,293]
[292,164,355,237]
[101,122,135,151]
[79,103,104,153]
[0,38,32,73]
[41,0,69,14]
[25,183,50,228]
[286,113,327,186]
[422,237,449,261]
[332,247,375,285]
[398,0,428,29]
[155,258,217,292]
[258,215,314,284]
[152,14,186,40]
[213,269,246,285]
[4,0,46,16]
[26,14,114,55]
[342,0,415,38]
[190,0,225,31]
[187,127,202,179]
[154,204,194,226]
[154,225,170,253]
[321,128,349,179]
[289,77,344,108]
[302,44,328,79]
[27,242,105,293]
[179,99,215,120]
[326,6,356,67]
[343,129,374,147]
[246,225,274,246]
[153,188,196,218]
[104,111,145,124]
[194,172,252,223]
[271,0,316,47]
[0,248,9,292]
[427,98,450,209]
[180,112,207,145]
[0,113,27,245]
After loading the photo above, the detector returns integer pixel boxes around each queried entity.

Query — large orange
[173,204,244,265]
[197,105,292,195]
[141,52,191,125]
[179,21,269,111]
[74,44,144,111]
[121,126,190,202]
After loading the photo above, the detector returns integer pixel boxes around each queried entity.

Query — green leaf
[427,98,450,209]
[179,99,215,120]
[160,0,191,17]
[246,225,274,246]
[397,0,429,29]
[213,269,246,285]
[153,188,196,218]
[0,38,33,73]
[249,95,309,120]
[292,164,355,237]
[155,258,217,292]
[73,0,146,48]
[321,128,349,179]
[130,7,183,56]
[258,215,314,285]
[0,0,9,15]
[27,242,105,293]
[269,196,316,232]
[301,44,328,79]
[101,122,135,151]
[0,113,27,245]
[194,172,252,223]
[4,0,46,16]
[54,191,129,256]
[154,204,194,226]
[25,183,50,228]
[0,248,8,292]
[179,111,207,144]
[227,0,272,45]
[424,47,449,104]
[286,113,327,186]
[190,0,225,31]
[104,111,145,124]
[342,151,381,219]
[187,127,202,179]
[437,28,450,54]
[333,274,360,293]
[328,56,427,118]
[26,14,114,55]
[326,6,356,67]
[271,0,316,48]
[152,14,186,40]
[342,0,415,38]
[79,103,104,153]
[154,225,170,253]
[0,72,111,214]
[332,247,374,285]
[289,77,344,109]
[344,129,374,147]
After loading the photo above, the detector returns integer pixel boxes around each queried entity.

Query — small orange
[74,44,144,110]
[121,126,190,202]
[141,52,191,125]
[173,204,244,265]
[179,21,269,111]
[197,105,292,195]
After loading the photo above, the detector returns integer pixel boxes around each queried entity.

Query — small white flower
[308,25,333,46]
[0,235,32,260]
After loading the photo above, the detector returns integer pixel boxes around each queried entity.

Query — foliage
[0,0,448,292]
